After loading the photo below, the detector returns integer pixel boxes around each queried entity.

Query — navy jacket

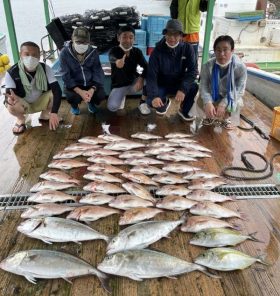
[59,41,104,90]
[146,38,197,99]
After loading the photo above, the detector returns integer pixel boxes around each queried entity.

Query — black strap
[238,114,269,140]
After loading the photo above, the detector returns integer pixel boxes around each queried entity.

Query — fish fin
[232,224,242,231]
[95,270,112,293]
[25,275,37,284]
[73,241,82,245]
[248,232,264,243]
[128,274,143,281]
[62,277,73,284]
[166,276,177,279]
[200,268,221,279]
[41,239,53,244]
[179,211,188,223]
[239,212,247,221]
[256,255,270,266]
[229,195,237,201]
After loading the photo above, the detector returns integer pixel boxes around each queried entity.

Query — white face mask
[216,58,232,68]
[119,44,132,52]
[22,56,39,71]
[165,41,179,49]
[74,42,89,54]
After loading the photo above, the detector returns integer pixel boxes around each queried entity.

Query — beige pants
[21,90,53,114]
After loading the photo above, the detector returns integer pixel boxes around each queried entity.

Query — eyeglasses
[165,32,181,38]
[215,48,232,54]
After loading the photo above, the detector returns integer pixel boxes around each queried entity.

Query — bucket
[270,106,280,141]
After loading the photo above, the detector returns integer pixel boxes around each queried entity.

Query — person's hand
[133,78,144,92]
[49,113,60,130]
[175,90,185,103]
[152,97,164,108]
[80,90,91,102]
[116,54,126,69]
[216,104,226,119]
[6,89,19,106]
[204,102,216,118]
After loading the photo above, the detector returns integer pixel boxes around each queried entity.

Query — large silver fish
[67,205,120,222]
[83,172,123,183]
[190,201,244,219]
[65,143,100,151]
[118,150,146,159]
[122,172,158,186]
[104,140,145,151]
[130,165,164,175]
[39,170,80,185]
[83,181,126,194]
[181,216,240,233]
[87,155,124,165]
[82,148,119,157]
[165,132,193,138]
[17,217,109,243]
[156,185,191,196]
[186,190,236,203]
[162,163,201,174]
[107,216,186,254]
[190,228,261,247]
[194,248,267,271]
[21,203,74,218]
[78,136,108,145]
[53,150,84,159]
[0,249,110,292]
[152,173,187,185]
[30,181,77,192]
[157,152,197,162]
[131,132,162,140]
[124,157,164,166]
[119,207,163,225]
[87,163,124,174]
[109,194,154,210]
[188,179,226,190]
[27,190,79,203]
[79,193,115,205]
[98,249,216,280]
[48,159,88,170]
[122,182,155,203]
[156,195,197,211]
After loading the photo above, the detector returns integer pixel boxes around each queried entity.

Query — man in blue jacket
[146,19,198,120]
[59,27,105,115]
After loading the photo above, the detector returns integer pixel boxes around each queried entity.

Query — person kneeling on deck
[193,35,247,129]
[146,19,198,120]
[4,41,62,135]
[59,27,105,115]
[107,25,150,115]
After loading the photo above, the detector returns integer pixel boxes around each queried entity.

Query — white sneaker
[118,96,126,110]
[138,102,151,115]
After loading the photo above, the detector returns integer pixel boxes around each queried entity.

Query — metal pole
[201,0,215,65]
[43,0,54,52]
[3,0,19,62]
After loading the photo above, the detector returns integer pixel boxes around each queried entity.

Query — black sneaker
[178,110,194,121]
[156,99,171,116]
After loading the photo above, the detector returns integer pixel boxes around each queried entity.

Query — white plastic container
[214,0,257,17]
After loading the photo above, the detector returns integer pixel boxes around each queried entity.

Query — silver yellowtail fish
[39,170,80,185]
[130,165,164,175]
[119,207,163,225]
[156,195,197,211]
[48,159,88,170]
[131,132,162,140]
[118,150,145,159]
[83,181,126,194]
[194,248,268,271]
[0,249,110,292]
[53,150,84,159]
[104,140,145,151]
[87,155,124,165]
[107,215,186,254]
[98,249,217,280]
[181,216,240,233]
[17,217,109,243]
[65,143,100,151]
[83,172,123,183]
[156,185,191,196]
[162,163,201,174]
[21,203,74,218]
[122,182,155,203]
[190,201,244,220]
[87,163,124,174]
[165,132,193,138]
[79,193,115,205]
[186,190,236,203]
[122,172,158,186]
[78,136,108,145]
[30,181,77,192]
[82,148,119,157]
[27,190,79,203]
[109,194,154,210]
[190,228,261,247]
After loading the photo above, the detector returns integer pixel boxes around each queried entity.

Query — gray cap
[162,19,184,35]
[72,27,90,42]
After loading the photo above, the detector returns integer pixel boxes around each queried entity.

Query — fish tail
[248,232,264,243]
[232,223,242,231]
[180,212,188,223]
[256,255,270,266]
[95,269,112,293]
[229,195,237,201]
[198,265,221,278]
[238,212,247,221]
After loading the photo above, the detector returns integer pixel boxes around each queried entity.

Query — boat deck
[0,92,280,296]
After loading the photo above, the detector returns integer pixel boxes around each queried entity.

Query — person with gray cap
[107,25,149,114]
[59,27,105,115]
[146,19,198,120]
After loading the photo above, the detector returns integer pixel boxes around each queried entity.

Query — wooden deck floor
[0,92,280,296]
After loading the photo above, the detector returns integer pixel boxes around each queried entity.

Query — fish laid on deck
[122,182,156,203]
[119,207,163,225]
[48,159,88,170]
[188,179,226,190]
[156,195,197,211]
[79,193,115,205]
[108,194,154,210]
[40,170,80,185]
[83,181,126,194]
[98,134,126,142]
[104,140,145,151]
[186,190,236,203]
[82,148,119,156]
[156,152,197,162]
[87,163,125,174]
[165,132,193,138]
[130,165,164,175]
[156,185,191,196]
[118,150,146,159]
[144,146,175,155]
[183,171,220,180]
[122,172,158,186]
[87,155,124,165]
[52,150,84,159]
[179,143,212,153]
[65,143,100,151]
[147,140,179,147]
[21,203,74,218]
[152,173,187,185]
[131,132,162,140]
[83,172,123,183]
[162,163,201,174]
[78,136,108,145]
[30,181,77,192]
[27,190,79,203]
[124,157,164,166]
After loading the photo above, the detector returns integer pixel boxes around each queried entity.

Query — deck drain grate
[0,185,280,210]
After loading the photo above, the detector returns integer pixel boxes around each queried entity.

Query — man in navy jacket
[59,27,105,115]
[146,19,198,120]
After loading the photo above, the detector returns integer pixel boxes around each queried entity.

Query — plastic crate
[147,31,163,47]
[147,16,170,32]
[270,106,280,141]
[134,29,146,46]
[51,59,65,97]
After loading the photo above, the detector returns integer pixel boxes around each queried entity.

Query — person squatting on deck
[146,19,198,120]
[59,27,105,115]
[107,25,150,115]
[4,41,62,135]
[192,35,247,129]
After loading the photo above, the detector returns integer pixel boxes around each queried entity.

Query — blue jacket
[146,38,196,99]
[59,41,104,90]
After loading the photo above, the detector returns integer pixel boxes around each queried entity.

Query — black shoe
[156,99,171,115]
[178,110,195,121]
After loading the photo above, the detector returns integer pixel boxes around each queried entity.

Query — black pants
[64,87,106,109]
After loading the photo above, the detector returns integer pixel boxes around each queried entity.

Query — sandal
[12,123,26,135]
[202,118,215,126]
[221,119,235,130]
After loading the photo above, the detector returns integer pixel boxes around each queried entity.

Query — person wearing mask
[59,27,105,115]
[4,41,62,135]
[146,19,198,120]
[107,25,150,115]
[196,35,247,129]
